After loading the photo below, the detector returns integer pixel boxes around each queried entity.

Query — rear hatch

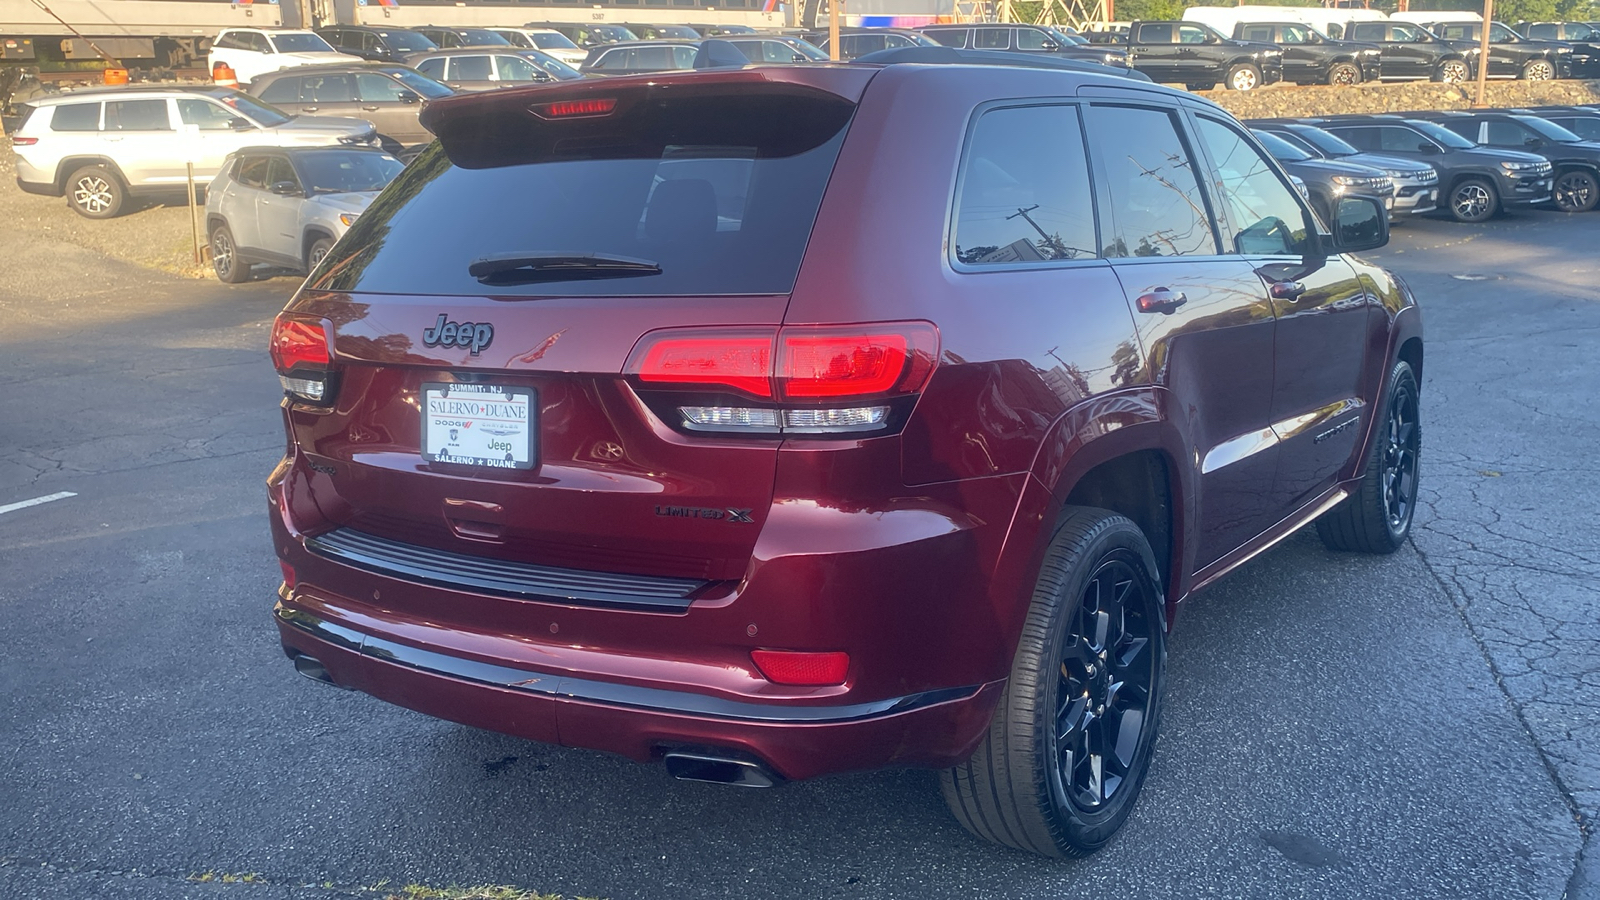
[277,70,873,593]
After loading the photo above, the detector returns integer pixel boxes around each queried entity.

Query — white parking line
[0,492,78,516]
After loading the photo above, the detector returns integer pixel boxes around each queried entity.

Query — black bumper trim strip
[305,527,708,612]
[275,604,981,724]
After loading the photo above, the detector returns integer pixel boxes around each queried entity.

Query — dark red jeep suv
[268,60,1422,856]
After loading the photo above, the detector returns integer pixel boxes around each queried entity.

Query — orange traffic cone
[212,62,238,89]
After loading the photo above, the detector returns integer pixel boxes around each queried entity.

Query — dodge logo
[422,313,494,356]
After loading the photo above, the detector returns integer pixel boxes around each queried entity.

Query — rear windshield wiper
[469,252,662,286]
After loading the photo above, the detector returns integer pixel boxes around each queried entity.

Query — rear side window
[313,89,855,296]
[258,77,302,103]
[1086,104,1215,258]
[1239,25,1274,42]
[415,57,445,79]
[105,99,171,131]
[302,74,356,102]
[1135,23,1172,43]
[925,29,967,47]
[448,56,493,80]
[974,28,1011,49]
[50,102,101,131]
[1350,23,1386,41]
[953,105,1096,265]
[1529,23,1558,39]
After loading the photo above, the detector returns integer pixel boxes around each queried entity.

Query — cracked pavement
[1366,216,1600,898]
[0,191,1594,897]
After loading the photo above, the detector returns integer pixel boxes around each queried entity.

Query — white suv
[10,86,377,218]
[490,28,589,67]
[208,29,360,86]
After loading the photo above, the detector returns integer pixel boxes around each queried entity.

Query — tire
[305,236,335,273]
[1226,63,1262,91]
[1327,61,1361,86]
[1447,177,1498,223]
[941,508,1166,858]
[1521,59,1555,81]
[1317,360,1420,554]
[1552,169,1599,212]
[210,223,249,284]
[65,165,125,219]
[1433,59,1470,83]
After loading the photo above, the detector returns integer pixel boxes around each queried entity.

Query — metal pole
[828,0,840,60]
[187,162,202,265]
[1473,1,1492,109]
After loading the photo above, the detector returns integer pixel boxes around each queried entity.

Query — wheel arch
[991,388,1196,640]
[301,226,336,264]
[1398,336,1423,388]
[54,156,129,193]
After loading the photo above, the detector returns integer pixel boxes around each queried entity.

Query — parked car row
[1246,105,1600,221]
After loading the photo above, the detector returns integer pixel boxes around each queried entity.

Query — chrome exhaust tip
[663,751,781,788]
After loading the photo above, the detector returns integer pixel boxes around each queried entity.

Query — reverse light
[751,650,850,686]
[270,315,336,404]
[530,97,618,119]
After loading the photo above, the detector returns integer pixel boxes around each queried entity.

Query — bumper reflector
[751,650,850,686]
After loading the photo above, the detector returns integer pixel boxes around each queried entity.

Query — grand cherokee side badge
[422,314,494,356]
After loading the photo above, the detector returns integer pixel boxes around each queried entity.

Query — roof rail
[849,45,1152,81]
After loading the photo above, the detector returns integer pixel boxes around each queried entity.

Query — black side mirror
[1327,196,1388,252]
[1205,33,1221,43]
[397,90,420,104]
[1525,136,1545,148]
[228,116,253,130]
[269,180,303,197]
[1418,142,1441,154]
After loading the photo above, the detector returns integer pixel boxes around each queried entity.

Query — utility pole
[1473,0,1493,108]
[828,0,840,60]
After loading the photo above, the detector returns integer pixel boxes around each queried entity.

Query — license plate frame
[420,382,536,471]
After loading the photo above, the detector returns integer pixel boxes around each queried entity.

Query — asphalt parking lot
[1,190,1598,898]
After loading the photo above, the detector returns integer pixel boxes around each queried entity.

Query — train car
[1,0,281,68]
[326,0,788,32]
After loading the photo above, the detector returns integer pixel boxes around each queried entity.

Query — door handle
[361,105,380,111]
[1136,288,1188,314]
[302,106,319,112]
[1268,280,1307,300]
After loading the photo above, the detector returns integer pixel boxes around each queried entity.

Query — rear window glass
[312,90,855,297]
[51,102,100,131]
[954,105,1096,264]
[105,99,170,131]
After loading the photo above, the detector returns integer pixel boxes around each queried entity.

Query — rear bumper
[15,175,57,197]
[275,597,1002,780]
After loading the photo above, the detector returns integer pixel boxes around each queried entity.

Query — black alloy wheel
[1052,554,1159,814]
[1318,359,1421,553]
[1553,169,1600,212]
[942,508,1166,857]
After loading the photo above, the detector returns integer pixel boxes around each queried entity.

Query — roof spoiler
[850,45,1152,81]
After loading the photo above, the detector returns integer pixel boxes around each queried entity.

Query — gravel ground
[1,145,212,279]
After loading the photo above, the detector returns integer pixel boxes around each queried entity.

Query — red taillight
[531,98,618,119]
[270,315,335,403]
[633,329,775,398]
[627,322,938,435]
[11,136,38,146]
[778,325,936,399]
[751,650,850,686]
[279,560,297,590]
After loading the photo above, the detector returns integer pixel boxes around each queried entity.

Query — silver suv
[205,145,402,282]
[11,86,377,218]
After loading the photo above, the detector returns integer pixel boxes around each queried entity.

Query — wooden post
[187,162,202,265]
[1474,0,1492,108]
[828,0,840,60]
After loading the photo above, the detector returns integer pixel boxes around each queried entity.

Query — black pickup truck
[1517,22,1600,76]
[1424,21,1572,80]
[1231,21,1382,85]
[1342,21,1473,82]
[1123,20,1284,90]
